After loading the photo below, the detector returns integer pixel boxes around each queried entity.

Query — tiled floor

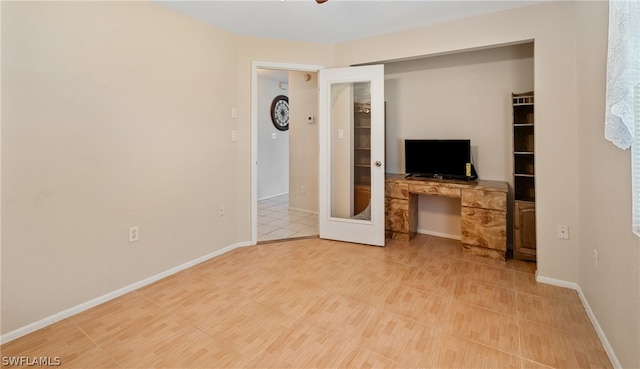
[1,235,613,369]
[257,194,318,242]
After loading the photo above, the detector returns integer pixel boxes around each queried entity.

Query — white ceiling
[156,0,543,44]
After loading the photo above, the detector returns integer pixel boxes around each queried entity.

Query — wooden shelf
[512,92,534,105]
[513,91,536,261]
[353,102,371,215]
[515,198,536,204]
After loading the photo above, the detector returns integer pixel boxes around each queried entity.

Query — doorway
[252,62,324,245]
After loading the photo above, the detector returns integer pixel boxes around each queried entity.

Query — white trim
[0,241,251,345]
[632,83,640,236]
[258,192,289,202]
[288,206,319,215]
[535,274,579,290]
[535,275,622,369]
[416,229,462,240]
[251,61,325,246]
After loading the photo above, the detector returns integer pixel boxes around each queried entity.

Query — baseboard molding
[258,192,288,201]
[0,240,252,345]
[535,275,622,369]
[416,229,462,240]
[535,274,579,290]
[288,207,318,215]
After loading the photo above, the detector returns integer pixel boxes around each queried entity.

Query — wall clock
[270,95,289,131]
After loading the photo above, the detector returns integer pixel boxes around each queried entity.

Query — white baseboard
[0,241,252,345]
[416,229,462,240]
[258,192,288,201]
[535,275,622,369]
[288,207,318,215]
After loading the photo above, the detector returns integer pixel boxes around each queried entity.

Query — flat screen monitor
[404,139,476,180]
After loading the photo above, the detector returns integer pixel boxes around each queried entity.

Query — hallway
[257,194,318,242]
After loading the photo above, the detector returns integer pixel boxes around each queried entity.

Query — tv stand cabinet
[385,174,508,260]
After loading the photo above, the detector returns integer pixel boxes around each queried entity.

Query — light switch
[272,133,277,140]
[231,130,238,141]
[231,107,238,118]
[337,129,344,139]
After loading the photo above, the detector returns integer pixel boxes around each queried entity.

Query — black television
[404,139,477,180]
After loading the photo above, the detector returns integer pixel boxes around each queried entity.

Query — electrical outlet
[300,185,306,194]
[129,226,139,243]
[557,224,569,240]
[218,204,224,216]
[593,249,599,270]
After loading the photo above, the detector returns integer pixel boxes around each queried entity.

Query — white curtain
[605,0,640,150]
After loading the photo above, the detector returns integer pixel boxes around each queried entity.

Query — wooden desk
[385,174,509,260]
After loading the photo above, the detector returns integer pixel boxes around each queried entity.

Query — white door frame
[250,61,325,245]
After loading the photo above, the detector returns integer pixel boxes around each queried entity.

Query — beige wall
[574,2,640,367]
[288,71,318,212]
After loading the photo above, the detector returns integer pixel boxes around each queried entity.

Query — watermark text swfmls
[2,357,61,367]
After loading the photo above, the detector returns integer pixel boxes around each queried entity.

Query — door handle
[375,161,382,167]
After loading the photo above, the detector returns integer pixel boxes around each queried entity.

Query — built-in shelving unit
[513,92,536,261]
[354,103,371,214]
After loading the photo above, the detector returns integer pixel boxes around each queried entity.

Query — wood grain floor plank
[453,277,518,315]
[443,300,520,355]
[520,320,613,369]
[516,292,596,335]
[252,321,359,368]
[456,260,516,289]
[203,300,297,360]
[430,333,521,369]
[359,312,441,368]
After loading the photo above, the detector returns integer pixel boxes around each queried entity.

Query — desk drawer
[461,207,507,250]
[385,180,409,199]
[409,184,461,198]
[462,189,507,211]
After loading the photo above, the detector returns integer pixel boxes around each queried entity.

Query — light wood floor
[1,235,613,369]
